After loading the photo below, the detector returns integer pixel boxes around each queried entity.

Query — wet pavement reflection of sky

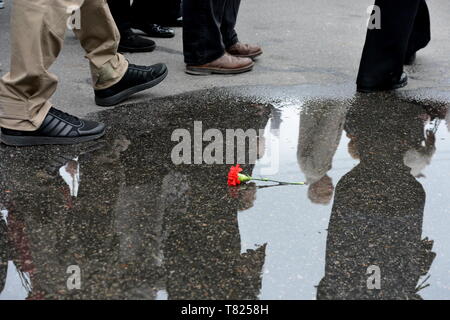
[1,85,450,300]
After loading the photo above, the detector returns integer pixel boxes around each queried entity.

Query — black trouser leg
[221,0,241,49]
[135,0,181,24]
[130,0,148,25]
[406,0,431,59]
[357,0,429,86]
[107,0,132,33]
[183,0,228,65]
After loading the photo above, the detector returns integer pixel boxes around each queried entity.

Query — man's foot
[186,53,254,75]
[0,1,4,9]
[133,23,175,38]
[404,53,417,66]
[0,108,105,147]
[95,63,168,106]
[227,42,263,59]
[118,29,156,53]
[357,72,408,93]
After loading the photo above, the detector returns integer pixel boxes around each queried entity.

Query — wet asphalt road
[0,84,449,300]
[1,0,450,300]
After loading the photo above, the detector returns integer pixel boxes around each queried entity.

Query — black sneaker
[94,63,168,107]
[132,23,175,38]
[118,29,156,53]
[0,108,106,147]
[357,72,408,93]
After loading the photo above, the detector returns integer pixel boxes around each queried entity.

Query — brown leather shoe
[186,53,254,75]
[227,42,263,59]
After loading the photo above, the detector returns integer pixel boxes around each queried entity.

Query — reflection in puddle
[0,206,35,300]
[156,289,168,300]
[319,95,437,299]
[59,158,80,198]
[403,117,439,178]
[1,208,7,224]
[298,99,348,205]
[1,261,32,300]
[0,87,449,299]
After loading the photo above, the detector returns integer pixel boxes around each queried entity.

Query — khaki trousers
[0,0,128,131]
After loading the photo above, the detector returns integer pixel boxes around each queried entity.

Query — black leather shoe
[119,29,156,53]
[357,72,408,93]
[95,63,168,107]
[133,23,175,38]
[0,108,105,146]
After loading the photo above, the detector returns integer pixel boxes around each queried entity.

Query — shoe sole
[185,63,254,76]
[132,29,175,39]
[357,79,408,93]
[95,67,168,107]
[0,130,106,147]
[118,44,156,53]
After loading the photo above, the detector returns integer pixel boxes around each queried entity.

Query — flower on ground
[227,165,305,187]
[228,164,243,186]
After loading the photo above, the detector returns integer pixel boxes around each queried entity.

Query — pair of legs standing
[107,0,177,54]
[0,0,167,146]
[357,0,431,92]
[183,0,263,75]
[108,0,180,31]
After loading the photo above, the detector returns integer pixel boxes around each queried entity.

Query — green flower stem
[252,178,305,185]
[238,173,305,185]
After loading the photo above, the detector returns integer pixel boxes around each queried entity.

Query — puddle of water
[240,99,358,299]
[242,94,450,300]
[0,86,449,300]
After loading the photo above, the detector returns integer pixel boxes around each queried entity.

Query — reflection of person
[0,212,8,295]
[348,100,443,178]
[163,165,267,300]
[160,104,270,299]
[0,200,39,299]
[0,90,271,299]
[297,100,348,205]
[403,130,436,178]
[446,107,450,132]
[236,183,257,212]
[0,138,130,299]
[403,102,449,177]
[318,96,435,300]
[357,0,430,92]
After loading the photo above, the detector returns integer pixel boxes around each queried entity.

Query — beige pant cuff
[93,54,129,90]
[0,100,52,131]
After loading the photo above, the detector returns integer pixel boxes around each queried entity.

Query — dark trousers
[183,0,241,65]
[138,0,182,25]
[108,0,182,33]
[357,0,430,86]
